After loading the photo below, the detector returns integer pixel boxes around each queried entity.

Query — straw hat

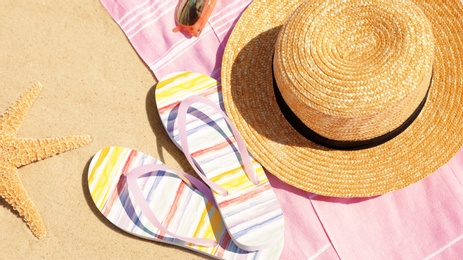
[221,0,463,197]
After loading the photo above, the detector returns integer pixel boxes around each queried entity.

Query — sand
[0,0,208,258]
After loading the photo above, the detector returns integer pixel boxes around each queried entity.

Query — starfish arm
[0,165,46,238]
[9,135,92,168]
[0,84,42,136]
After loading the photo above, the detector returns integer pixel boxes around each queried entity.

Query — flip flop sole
[155,71,285,251]
[87,146,282,259]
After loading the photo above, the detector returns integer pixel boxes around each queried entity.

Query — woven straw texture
[273,0,434,141]
[221,0,463,197]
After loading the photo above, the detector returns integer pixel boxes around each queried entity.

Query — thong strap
[176,95,259,196]
[124,163,217,247]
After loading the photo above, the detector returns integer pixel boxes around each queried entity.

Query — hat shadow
[310,194,379,204]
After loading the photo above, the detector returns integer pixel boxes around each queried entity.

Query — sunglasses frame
[173,0,217,37]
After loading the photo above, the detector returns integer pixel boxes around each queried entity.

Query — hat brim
[221,0,463,197]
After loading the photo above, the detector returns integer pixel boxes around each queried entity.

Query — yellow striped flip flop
[155,71,285,251]
[87,147,283,259]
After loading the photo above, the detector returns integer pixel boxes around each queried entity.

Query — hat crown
[273,0,434,142]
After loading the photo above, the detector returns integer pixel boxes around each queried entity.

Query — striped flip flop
[155,71,285,251]
[87,147,282,259]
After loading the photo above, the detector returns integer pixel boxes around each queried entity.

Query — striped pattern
[155,71,285,251]
[88,146,282,259]
[100,0,252,79]
[100,1,463,258]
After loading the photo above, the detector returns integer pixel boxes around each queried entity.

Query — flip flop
[87,146,283,259]
[155,71,285,251]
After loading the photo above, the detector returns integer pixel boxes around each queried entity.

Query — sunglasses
[173,0,217,37]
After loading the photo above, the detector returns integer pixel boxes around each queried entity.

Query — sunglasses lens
[177,0,205,26]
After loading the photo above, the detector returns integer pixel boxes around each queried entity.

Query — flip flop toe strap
[124,164,218,247]
[176,95,259,196]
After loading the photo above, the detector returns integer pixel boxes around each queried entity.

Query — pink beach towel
[101,0,463,258]
[311,147,463,259]
[100,0,249,80]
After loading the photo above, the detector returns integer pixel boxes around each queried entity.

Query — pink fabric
[311,147,463,259]
[267,172,339,259]
[100,0,249,79]
[101,0,463,258]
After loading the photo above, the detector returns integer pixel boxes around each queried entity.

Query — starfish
[0,84,92,239]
